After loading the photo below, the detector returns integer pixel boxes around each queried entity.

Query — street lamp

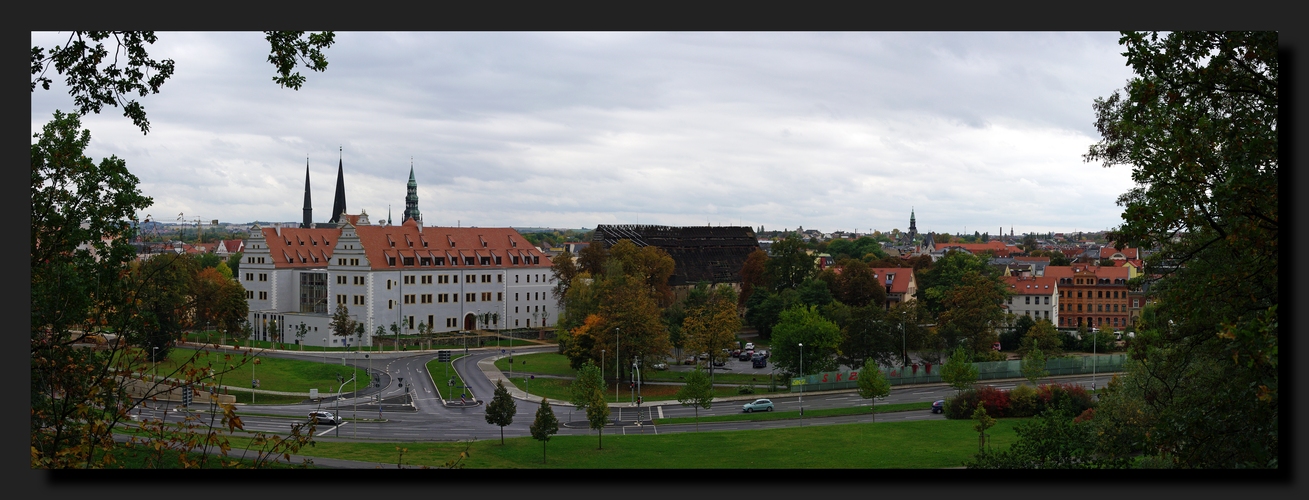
[615,327,620,403]
[798,342,804,424]
[152,346,158,380]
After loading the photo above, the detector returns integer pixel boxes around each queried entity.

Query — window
[259,273,268,282]
[497,292,503,301]
[421,275,432,284]
[446,318,456,328]
[354,276,364,285]
[438,275,449,284]
[1098,291,1103,299]
[466,293,476,302]
[245,273,254,281]
[403,257,414,266]
[464,257,475,266]
[515,306,519,313]
[337,294,347,305]
[515,275,519,283]
[453,275,459,283]
[404,294,416,304]
[387,280,393,290]
[482,274,491,283]
[438,293,449,303]
[259,291,267,300]
[246,290,254,299]
[407,316,414,329]
[481,292,491,301]
[515,293,519,301]
[404,275,416,285]
[481,257,491,266]
[388,299,394,310]
[497,274,503,283]
[1133,299,1139,308]
[1077,291,1082,298]
[338,258,346,266]
[427,315,434,327]
[1045,297,1050,305]
[1025,297,1031,305]
[351,258,359,266]
[421,294,433,304]
[1077,304,1082,312]
[452,294,458,302]
[354,295,365,305]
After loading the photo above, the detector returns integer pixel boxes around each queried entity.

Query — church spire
[330,146,347,225]
[301,157,313,228]
[403,157,422,225]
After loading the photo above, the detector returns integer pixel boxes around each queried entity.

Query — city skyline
[30,32,1140,234]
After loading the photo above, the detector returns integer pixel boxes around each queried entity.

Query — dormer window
[464,257,475,266]
[403,257,415,266]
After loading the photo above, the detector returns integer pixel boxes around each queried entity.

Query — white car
[744,342,755,350]
[308,411,341,425]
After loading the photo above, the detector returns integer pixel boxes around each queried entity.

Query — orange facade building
[1045,265,1131,331]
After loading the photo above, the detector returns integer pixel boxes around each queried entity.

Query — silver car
[742,398,774,413]
[308,410,341,425]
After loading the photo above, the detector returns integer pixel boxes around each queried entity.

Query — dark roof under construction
[592,224,760,287]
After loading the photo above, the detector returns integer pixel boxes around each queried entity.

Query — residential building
[870,267,917,308]
[1046,265,1131,331]
[1001,275,1059,324]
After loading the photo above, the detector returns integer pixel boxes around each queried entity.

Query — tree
[1018,319,1063,357]
[769,305,842,377]
[329,304,356,346]
[568,361,604,415]
[936,270,1008,355]
[576,241,608,276]
[915,250,995,317]
[297,323,310,351]
[838,305,898,370]
[681,285,740,381]
[984,32,1281,469]
[675,366,714,431]
[941,347,978,393]
[738,248,769,307]
[1021,347,1048,386]
[856,359,891,421]
[833,258,885,308]
[530,398,560,464]
[586,387,610,450]
[764,235,815,292]
[225,251,242,277]
[484,379,516,445]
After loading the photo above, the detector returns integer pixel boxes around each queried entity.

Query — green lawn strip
[138,348,368,396]
[97,441,314,469]
[424,354,470,401]
[644,369,783,385]
[653,401,932,425]
[288,418,1021,469]
[503,376,745,404]
[495,352,787,388]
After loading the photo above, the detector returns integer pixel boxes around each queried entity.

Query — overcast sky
[31,32,1141,236]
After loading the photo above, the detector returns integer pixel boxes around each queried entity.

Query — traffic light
[182,384,193,407]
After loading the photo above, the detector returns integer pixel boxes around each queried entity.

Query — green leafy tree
[585,388,610,450]
[569,361,604,414]
[681,285,740,381]
[937,270,1008,354]
[1018,319,1063,357]
[484,379,516,445]
[297,323,311,351]
[838,305,898,370]
[675,366,714,431]
[833,258,885,308]
[530,398,560,463]
[941,347,979,393]
[966,408,1124,469]
[329,304,355,346]
[915,250,994,317]
[764,235,816,292]
[769,305,842,377]
[1021,347,1048,386]
[225,251,242,277]
[973,402,996,453]
[856,359,891,421]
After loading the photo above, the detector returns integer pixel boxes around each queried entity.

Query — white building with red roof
[870,267,917,308]
[1001,275,1059,325]
[239,218,557,347]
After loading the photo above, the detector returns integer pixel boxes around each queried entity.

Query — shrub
[945,385,1010,419]
[1036,383,1094,416]
[944,387,981,420]
[737,384,755,395]
[975,385,1010,418]
[1009,384,1040,417]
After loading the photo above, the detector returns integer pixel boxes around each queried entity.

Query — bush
[1036,383,1094,416]
[944,388,980,419]
[1009,384,1040,417]
[944,385,1010,419]
[737,384,755,395]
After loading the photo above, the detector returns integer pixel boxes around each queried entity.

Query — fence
[788,354,1128,392]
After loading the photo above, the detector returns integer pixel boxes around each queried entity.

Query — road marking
[657,406,664,419]
[316,422,348,437]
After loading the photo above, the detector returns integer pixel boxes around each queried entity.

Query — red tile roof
[870,267,915,295]
[354,219,551,271]
[1099,246,1139,260]
[259,227,341,268]
[1002,275,1058,294]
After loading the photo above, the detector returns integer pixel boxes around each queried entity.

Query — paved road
[132,342,1118,445]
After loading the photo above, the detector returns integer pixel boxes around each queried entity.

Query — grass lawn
[92,441,315,469]
[494,351,574,375]
[141,347,369,397]
[286,418,1021,468]
[424,354,470,400]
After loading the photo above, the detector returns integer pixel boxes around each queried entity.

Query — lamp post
[334,373,353,438]
[615,327,620,403]
[1091,328,1098,391]
[901,321,907,368]
[152,346,158,381]
[798,342,804,422]
[252,357,260,404]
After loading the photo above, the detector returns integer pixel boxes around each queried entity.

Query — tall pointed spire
[330,146,347,225]
[301,157,313,228]
[403,157,422,225]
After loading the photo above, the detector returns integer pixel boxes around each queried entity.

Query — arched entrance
[464,313,477,331]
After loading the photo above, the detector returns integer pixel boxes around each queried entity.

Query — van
[752,356,767,368]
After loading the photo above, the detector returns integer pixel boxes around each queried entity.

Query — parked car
[730,349,742,357]
[309,410,340,425]
[744,342,755,350]
[738,350,753,361]
[742,398,774,412]
[652,362,669,370]
[712,358,726,367]
[931,400,945,414]
[755,350,769,359]
[698,352,709,360]
[682,357,697,365]
[752,356,767,368]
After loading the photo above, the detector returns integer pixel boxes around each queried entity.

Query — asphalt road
[132,343,1116,443]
